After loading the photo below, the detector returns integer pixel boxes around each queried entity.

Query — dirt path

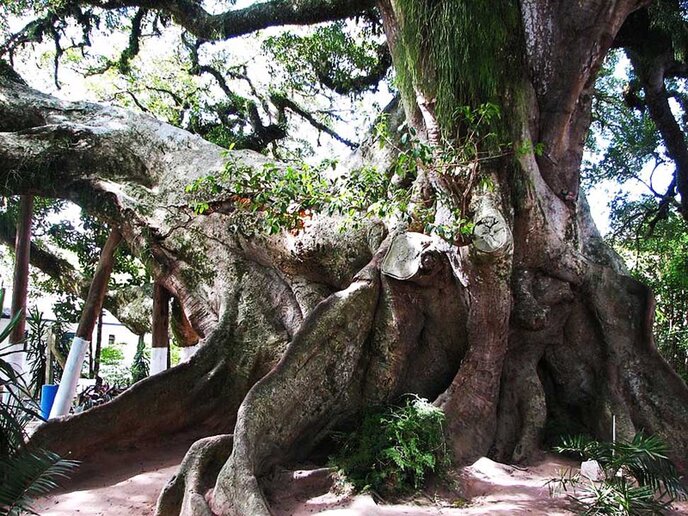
[34,444,688,515]
[32,432,198,516]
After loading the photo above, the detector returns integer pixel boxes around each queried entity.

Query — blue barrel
[40,384,59,419]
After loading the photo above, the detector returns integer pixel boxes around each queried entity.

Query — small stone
[580,459,604,481]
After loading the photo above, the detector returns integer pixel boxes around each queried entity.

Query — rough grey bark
[2,1,688,514]
[156,434,234,516]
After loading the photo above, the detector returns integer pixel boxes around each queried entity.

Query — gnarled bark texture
[2,0,688,514]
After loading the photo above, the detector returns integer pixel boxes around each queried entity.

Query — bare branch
[83,0,376,41]
[271,94,358,149]
[629,50,688,219]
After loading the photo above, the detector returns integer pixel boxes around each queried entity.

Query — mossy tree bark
[2,0,688,514]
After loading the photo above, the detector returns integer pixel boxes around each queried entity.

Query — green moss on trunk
[393,0,524,136]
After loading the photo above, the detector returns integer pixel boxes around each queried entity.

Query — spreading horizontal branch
[83,0,376,41]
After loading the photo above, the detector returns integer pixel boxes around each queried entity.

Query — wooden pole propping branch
[171,297,200,363]
[45,328,55,385]
[151,281,171,375]
[50,229,122,419]
[7,195,33,379]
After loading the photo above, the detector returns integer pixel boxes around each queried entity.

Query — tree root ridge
[210,256,384,515]
[486,263,688,469]
[29,355,219,459]
[156,434,234,516]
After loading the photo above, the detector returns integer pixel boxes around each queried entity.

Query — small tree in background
[130,335,149,384]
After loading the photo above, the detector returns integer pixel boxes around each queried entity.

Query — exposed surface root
[29,353,221,459]
[211,257,383,515]
[156,434,233,516]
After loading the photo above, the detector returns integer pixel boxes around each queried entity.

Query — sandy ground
[33,438,688,516]
[32,434,198,516]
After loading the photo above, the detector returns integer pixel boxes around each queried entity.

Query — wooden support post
[94,310,103,384]
[7,195,33,381]
[50,230,121,418]
[151,281,171,375]
[171,297,200,363]
[45,327,55,385]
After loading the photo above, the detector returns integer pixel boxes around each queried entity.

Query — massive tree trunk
[2,0,688,514]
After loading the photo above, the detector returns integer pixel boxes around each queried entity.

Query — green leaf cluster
[583,52,662,189]
[649,1,688,62]
[130,337,149,384]
[185,155,410,235]
[329,396,449,496]
[184,101,523,242]
[24,307,50,399]
[263,21,386,96]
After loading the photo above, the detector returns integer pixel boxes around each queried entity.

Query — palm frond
[0,449,79,515]
[610,433,687,500]
[554,434,604,461]
[578,477,669,515]
[0,357,42,459]
[0,308,24,344]
[555,432,687,512]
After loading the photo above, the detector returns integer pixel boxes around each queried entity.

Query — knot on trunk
[469,183,512,259]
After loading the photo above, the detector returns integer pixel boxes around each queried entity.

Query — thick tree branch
[82,0,376,41]
[628,51,688,219]
[181,36,288,151]
[271,94,358,149]
[0,64,377,337]
[519,0,650,196]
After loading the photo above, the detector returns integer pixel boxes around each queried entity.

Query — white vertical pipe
[612,414,616,444]
[151,347,168,375]
[2,343,25,404]
[49,337,89,418]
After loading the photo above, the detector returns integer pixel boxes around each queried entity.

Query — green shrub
[330,396,449,495]
[98,345,130,387]
[549,433,687,515]
[99,346,124,366]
